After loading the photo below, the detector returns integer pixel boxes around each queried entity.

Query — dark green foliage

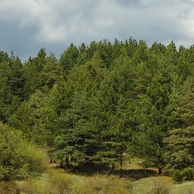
[171,168,194,182]
[1,39,194,180]
[9,89,58,146]
[131,61,173,174]
[54,95,100,169]
[0,52,24,122]
[164,78,194,180]
[60,43,79,77]
[39,54,64,89]
[22,48,47,98]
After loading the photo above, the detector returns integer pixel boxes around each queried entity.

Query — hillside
[0,39,194,185]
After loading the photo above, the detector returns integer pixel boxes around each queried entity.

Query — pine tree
[132,68,172,174]
[164,78,194,180]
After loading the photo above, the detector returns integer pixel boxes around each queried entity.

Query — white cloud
[0,0,194,59]
[38,25,67,42]
[0,0,48,24]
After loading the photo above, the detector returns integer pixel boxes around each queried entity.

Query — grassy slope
[14,158,194,194]
[15,168,194,194]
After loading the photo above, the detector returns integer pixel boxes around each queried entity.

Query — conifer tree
[164,78,194,180]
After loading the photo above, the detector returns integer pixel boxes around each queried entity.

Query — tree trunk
[119,152,123,178]
[65,156,70,168]
[111,164,115,175]
[158,167,162,175]
[59,161,64,168]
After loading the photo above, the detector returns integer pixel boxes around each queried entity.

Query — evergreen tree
[9,89,57,146]
[53,51,107,168]
[164,78,194,180]
[132,69,172,174]
[60,43,79,77]
[0,52,24,122]
[39,54,64,89]
[93,55,134,175]
[22,48,47,99]
[54,94,100,169]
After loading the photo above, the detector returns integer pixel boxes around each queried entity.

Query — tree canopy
[1,39,194,180]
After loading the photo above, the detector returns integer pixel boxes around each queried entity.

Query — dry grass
[74,174,131,194]
[14,158,194,194]
[131,176,173,194]
[16,169,74,194]
[15,170,194,194]
[16,169,131,194]
[0,181,18,194]
[170,181,194,194]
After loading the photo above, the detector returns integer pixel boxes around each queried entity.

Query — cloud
[0,0,194,60]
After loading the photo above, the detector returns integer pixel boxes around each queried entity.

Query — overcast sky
[1,0,194,61]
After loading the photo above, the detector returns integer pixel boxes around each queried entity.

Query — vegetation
[1,38,194,192]
[0,122,47,181]
[13,170,194,194]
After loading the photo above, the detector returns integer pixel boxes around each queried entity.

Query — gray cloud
[0,0,194,60]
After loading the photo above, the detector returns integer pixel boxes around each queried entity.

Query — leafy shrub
[182,167,194,181]
[77,175,131,194]
[16,170,73,194]
[172,170,184,182]
[46,171,72,194]
[0,122,47,181]
[172,168,194,182]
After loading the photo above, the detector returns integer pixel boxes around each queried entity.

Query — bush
[0,122,47,181]
[77,175,131,194]
[46,171,72,194]
[182,167,194,181]
[16,170,73,194]
[171,168,194,182]
[172,170,184,183]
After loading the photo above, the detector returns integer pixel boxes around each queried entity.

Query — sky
[0,0,194,61]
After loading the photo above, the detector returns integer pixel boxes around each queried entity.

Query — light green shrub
[0,122,47,181]
[77,175,131,194]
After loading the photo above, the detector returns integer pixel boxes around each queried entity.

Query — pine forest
[1,38,194,193]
